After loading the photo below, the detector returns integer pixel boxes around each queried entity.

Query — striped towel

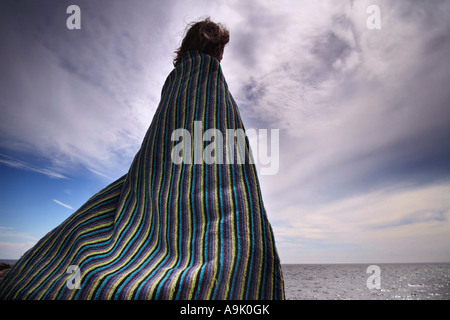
[0,51,285,300]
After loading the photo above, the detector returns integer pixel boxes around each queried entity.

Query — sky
[0,0,449,264]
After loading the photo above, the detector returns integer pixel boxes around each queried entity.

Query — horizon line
[1,258,449,265]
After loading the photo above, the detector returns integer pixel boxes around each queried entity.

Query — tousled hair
[173,17,229,66]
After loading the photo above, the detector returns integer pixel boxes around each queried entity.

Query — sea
[1,260,449,300]
[281,263,450,300]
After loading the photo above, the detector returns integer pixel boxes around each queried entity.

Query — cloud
[220,0,450,205]
[0,241,36,259]
[87,168,117,181]
[272,182,450,263]
[52,199,74,210]
[0,154,68,179]
[0,227,39,242]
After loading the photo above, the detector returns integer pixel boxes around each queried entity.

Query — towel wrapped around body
[0,51,285,300]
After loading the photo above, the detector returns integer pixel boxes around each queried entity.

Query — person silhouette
[0,17,284,300]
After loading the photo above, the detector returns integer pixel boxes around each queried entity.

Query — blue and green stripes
[0,50,284,300]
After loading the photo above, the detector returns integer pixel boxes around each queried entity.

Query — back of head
[174,17,230,66]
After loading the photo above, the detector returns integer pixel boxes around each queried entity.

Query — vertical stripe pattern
[0,51,285,300]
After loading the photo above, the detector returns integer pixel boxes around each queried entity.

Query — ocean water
[281,263,450,300]
[0,259,17,265]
